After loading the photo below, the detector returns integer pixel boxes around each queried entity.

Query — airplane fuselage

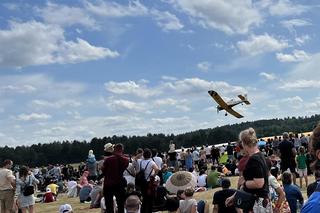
[217,100,243,111]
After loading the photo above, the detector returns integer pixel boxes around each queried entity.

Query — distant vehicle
[208,90,251,118]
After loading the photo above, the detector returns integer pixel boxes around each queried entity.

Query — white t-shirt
[137,159,157,181]
[67,180,77,190]
[179,199,198,213]
[152,157,163,170]
[197,174,207,187]
[205,147,211,155]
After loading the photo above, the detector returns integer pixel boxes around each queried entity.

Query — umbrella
[165,171,197,194]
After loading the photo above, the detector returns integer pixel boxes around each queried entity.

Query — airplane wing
[225,107,244,118]
[238,94,250,105]
[208,90,244,118]
[208,90,229,109]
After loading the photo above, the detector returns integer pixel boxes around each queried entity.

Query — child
[177,188,197,213]
[87,150,96,163]
[296,146,308,188]
[43,188,55,203]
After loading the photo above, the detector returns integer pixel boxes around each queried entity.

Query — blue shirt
[283,184,304,213]
[302,183,320,213]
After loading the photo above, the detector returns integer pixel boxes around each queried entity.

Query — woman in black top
[226,127,271,213]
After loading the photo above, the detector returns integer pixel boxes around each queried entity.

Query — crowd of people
[1,125,320,213]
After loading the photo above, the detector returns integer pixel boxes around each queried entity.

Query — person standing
[301,124,320,212]
[0,159,16,213]
[16,166,39,213]
[226,128,271,212]
[278,132,297,185]
[103,143,129,213]
[296,146,308,188]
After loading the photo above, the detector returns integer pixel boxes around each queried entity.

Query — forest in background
[1,114,319,167]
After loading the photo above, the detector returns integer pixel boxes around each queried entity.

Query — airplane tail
[238,94,250,105]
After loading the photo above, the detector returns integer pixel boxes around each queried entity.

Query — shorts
[298,168,307,177]
[0,189,15,212]
[280,161,296,173]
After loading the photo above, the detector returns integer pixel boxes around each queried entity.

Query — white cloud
[280,19,312,32]
[276,50,310,62]
[150,9,184,31]
[0,85,36,94]
[152,116,190,125]
[237,34,288,56]
[37,2,97,29]
[295,35,310,46]
[285,53,320,81]
[17,113,51,121]
[259,72,276,80]
[0,21,119,68]
[31,99,82,109]
[279,80,320,90]
[153,98,190,111]
[85,0,148,17]
[161,76,177,81]
[163,78,246,96]
[170,0,262,34]
[269,0,309,16]
[197,61,211,72]
[106,99,147,112]
[105,80,161,98]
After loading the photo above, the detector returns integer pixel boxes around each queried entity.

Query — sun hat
[59,204,73,213]
[104,143,114,152]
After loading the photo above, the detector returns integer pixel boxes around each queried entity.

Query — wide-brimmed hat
[165,171,196,194]
[104,143,114,152]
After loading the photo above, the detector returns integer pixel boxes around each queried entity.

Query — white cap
[59,204,72,213]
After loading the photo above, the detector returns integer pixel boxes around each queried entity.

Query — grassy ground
[35,176,313,213]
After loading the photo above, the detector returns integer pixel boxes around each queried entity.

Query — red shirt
[103,154,129,187]
[238,155,249,172]
[43,192,54,203]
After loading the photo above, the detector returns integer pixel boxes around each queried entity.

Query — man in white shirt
[0,159,16,213]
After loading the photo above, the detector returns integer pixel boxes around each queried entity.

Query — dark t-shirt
[227,145,233,155]
[213,188,237,213]
[168,152,177,161]
[307,181,319,198]
[243,152,269,198]
[278,140,294,162]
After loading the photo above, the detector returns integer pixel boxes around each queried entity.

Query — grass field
[35,176,313,213]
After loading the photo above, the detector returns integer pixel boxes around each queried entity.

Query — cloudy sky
[1,0,319,147]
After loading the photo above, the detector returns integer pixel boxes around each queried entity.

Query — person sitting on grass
[59,204,73,213]
[307,170,320,198]
[79,181,93,203]
[197,169,207,188]
[47,179,59,200]
[177,188,208,213]
[125,195,141,213]
[43,188,54,203]
[207,165,224,188]
[212,178,236,213]
[282,171,303,213]
[177,188,197,213]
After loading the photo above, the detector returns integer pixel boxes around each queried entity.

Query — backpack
[22,176,34,196]
[135,160,152,189]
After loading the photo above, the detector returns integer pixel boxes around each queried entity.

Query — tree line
[1,114,319,167]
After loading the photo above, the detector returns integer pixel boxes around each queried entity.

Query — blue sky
[1,0,320,146]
